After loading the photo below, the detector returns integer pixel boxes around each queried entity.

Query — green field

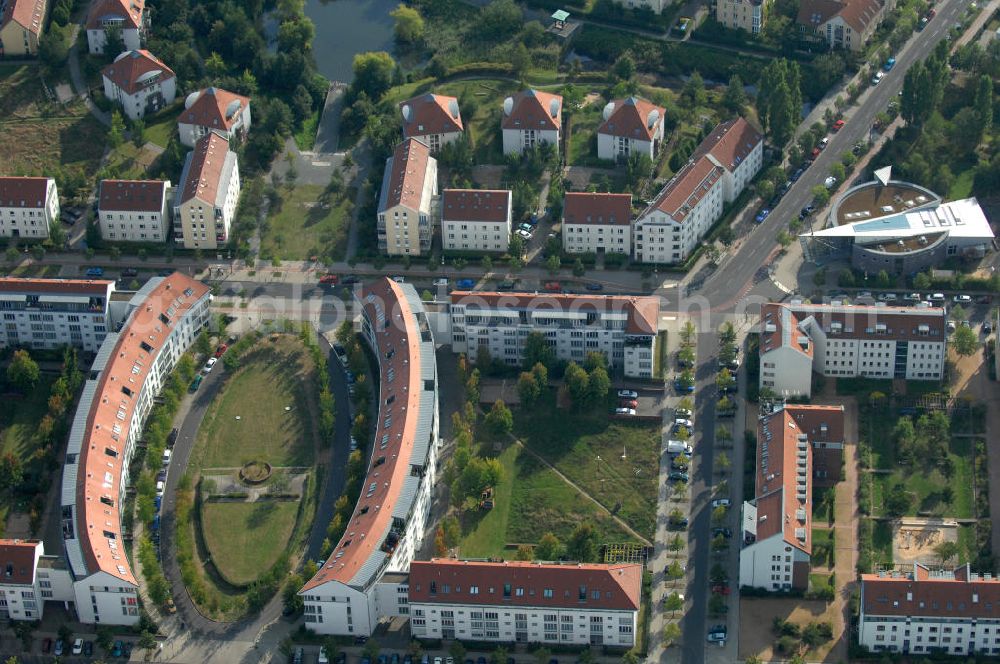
[260,184,352,262]
[514,402,660,539]
[459,444,636,558]
[192,337,315,469]
[143,108,179,149]
[201,500,299,586]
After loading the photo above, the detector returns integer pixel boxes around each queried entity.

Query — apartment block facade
[860,564,1000,657]
[0,176,58,240]
[97,179,171,243]
[501,90,562,156]
[378,138,437,256]
[0,0,48,56]
[101,49,176,121]
[86,0,146,54]
[61,273,210,625]
[596,97,665,163]
[0,277,115,352]
[759,302,947,398]
[408,560,642,647]
[0,540,75,621]
[300,279,439,635]
[441,189,511,253]
[561,192,632,255]
[449,292,659,378]
[173,131,240,249]
[716,0,769,34]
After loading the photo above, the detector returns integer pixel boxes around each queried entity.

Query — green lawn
[514,398,660,540]
[948,167,975,200]
[432,79,523,164]
[0,264,62,278]
[460,444,636,557]
[201,500,298,586]
[144,111,178,149]
[260,184,352,262]
[811,527,835,569]
[566,103,606,167]
[812,486,835,525]
[293,108,320,152]
[872,519,894,564]
[192,337,315,469]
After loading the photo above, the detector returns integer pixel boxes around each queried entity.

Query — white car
[674,418,694,429]
[872,71,885,85]
[954,294,972,303]
[618,389,638,399]
[72,639,84,655]
[675,407,693,418]
[878,293,898,302]
[929,293,945,302]
[615,407,637,416]
[155,480,165,497]
[433,278,449,287]
[162,449,172,465]
[202,357,217,373]
[712,499,731,508]
[857,291,873,299]
[904,292,922,301]
[824,176,837,189]
[319,647,329,664]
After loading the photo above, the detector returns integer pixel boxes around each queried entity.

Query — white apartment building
[0,277,115,352]
[408,560,642,647]
[173,131,240,250]
[716,0,769,34]
[441,189,511,254]
[634,117,762,263]
[101,49,176,121]
[377,138,437,256]
[97,179,170,243]
[0,176,58,240]
[60,273,210,625]
[178,87,252,148]
[449,292,659,378]
[86,0,146,54]
[300,279,439,635]
[0,540,75,621]
[400,94,463,153]
[562,192,632,255]
[597,97,665,163]
[860,564,1000,657]
[740,404,844,591]
[610,0,665,12]
[502,90,562,156]
[759,301,947,398]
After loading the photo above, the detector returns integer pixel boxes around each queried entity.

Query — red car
[927,7,936,17]
[810,147,821,159]
[319,274,339,285]
[544,281,561,292]
[712,584,731,595]
[620,399,638,409]
[214,344,228,358]
[42,638,52,653]
[832,119,845,132]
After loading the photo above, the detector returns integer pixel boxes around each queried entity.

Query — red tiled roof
[760,302,813,359]
[101,50,174,96]
[775,302,948,343]
[563,192,632,226]
[178,87,250,132]
[2,0,46,35]
[76,272,209,585]
[693,117,762,171]
[598,97,664,141]
[99,179,167,213]
[409,559,643,611]
[647,157,724,222]
[400,94,463,138]
[502,89,563,131]
[441,189,511,223]
[797,0,883,33]
[0,539,40,585]
[450,291,659,336]
[862,564,1000,618]
[179,131,230,206]
[382,138,432,212]
[0,176,51,208]
[302,278,424,591]
[785,404,845,445]
[0,277,112,296]
[755,408,813,554]
[86,0,143,30]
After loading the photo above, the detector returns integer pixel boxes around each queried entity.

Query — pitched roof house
[0,0,48,56]
[797,0,887,50]
[400,93,463,152]
[501,89,563,155]
[86,0,146,54]
[178,87,252,147]
[101,49,176,121]
[597,97,666,162]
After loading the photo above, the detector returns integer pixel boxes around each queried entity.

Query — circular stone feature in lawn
[239,461,272,485]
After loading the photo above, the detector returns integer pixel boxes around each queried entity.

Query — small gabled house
[101,49,176,121]
[399,93,463,153]
[597,97,666,162]
[501,89,562,156]
[178,87,252,148]
[797,0,887,50]
[86,0,147,54]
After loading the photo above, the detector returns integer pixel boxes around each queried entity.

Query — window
[470,586,479,595]
[543,589,553,598]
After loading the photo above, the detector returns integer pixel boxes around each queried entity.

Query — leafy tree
[138,631,157,653]
[485,399,513,435]
[515,544,533,561]
[680,321,696,344]
[952,325,978,356]
[390,4,424,43]
[442,516,461,548]
[662,622,681,646]
[612,54,636,81]
[480,0,521,41]
[565,362,590,407]
[664,592,683,612]
[975,74,993,135]
[566,522,600,562]
[723,74,747,114]
[624,152,653,186]
[38,22,69,68]
[6,350,39,390]
[682,71,707,109]
[716,368,735,392]
[757,59,802,147]
[535,532,562,559]
[934,540,960,565]
[545,254,561,274]
[109,111,126,149]
[518,371,541,406]
[893,416,918,464]
[665,560,684,579]
[352,52,396,100]
[885,482,913,516]
[811,184,831,205]
[587,366,610,405]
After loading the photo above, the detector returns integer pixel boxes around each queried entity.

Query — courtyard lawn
[872,519,894,564]
[192,337,315,469]
[566,103,607,167]
[432,78,524,164]
[459,444,636,558]
[0,65,106,182]
[260,184,352,262]
[144,111,178,149]
[811,527,835,569]
[513,401,660,540]
[201,500,299,586]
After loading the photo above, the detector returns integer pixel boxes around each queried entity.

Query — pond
[302,0,398,83]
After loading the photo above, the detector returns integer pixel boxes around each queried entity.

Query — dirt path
[509,437,653,546]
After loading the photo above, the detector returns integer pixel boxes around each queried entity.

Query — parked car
[871,71,885,85]
[54,640,65,656]
[877,293,898,302]
[884,56,896,71]
[167,428,178,447]
[928,293,945,302]
[618,389,638,399]
[166,597,177,614]
[456,278,476,289]
[824,176,837,189]
[754,208,770,223]
[799,204,815,219]
[42,638,52,653]
[615,407,637,416]
[674,418,694,429]
[675,407,692,418]
[342,275,360,285]
[984,321,993,334]
[789,167,804,182]
[73,638,84,655]
[121,267,138,278]
[586,282,604,291]
[162,449,172,465]
[620,399,638,409]
[319,647,330,664]
[668,515,689,529]
[112,641,124,657]
[156,480,165,496]
[202,357,218,373]
[671,459,689,471]
[669,471,689,482]
[832,119,845,131]
[953,294,972,303]
[712,498,731,508]
[83,640,93,656]
[674,381,695,393]
[498,279,516,291]
[818,137,829,150]
[905,292,922,301]
[319,274,339,285]
[124,642,133,657]
[85,267,104,277]
[214,343,228,357]
[707,625,728,643]
[189,375,204,392]
[712,584,732,595]
[713,527,733,538]
[544,281,561,292]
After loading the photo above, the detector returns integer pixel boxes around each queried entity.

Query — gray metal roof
[392,475,421,520]
[411,391,435,464]
[90,332,120,375]
[349,521,391,588]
